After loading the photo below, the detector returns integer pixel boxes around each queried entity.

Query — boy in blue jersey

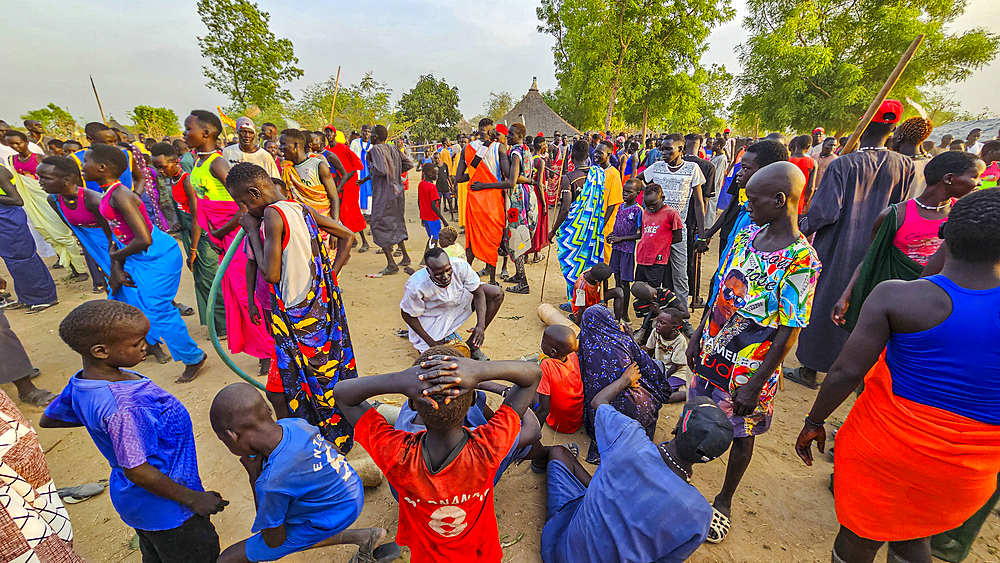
[41,300,227,563]
[539,363,734,563]
[210,382,400,563]
[70,122,144,192]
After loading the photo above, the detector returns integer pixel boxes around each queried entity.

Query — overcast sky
[2,0,996,128]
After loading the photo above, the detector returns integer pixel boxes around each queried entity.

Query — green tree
[397,74,463,143]
[196,0,303,111]
[21,103,77,137]
[127,106,181,139]
[538,0,733,131]
[484,91,514,123]
[732,0,999,132]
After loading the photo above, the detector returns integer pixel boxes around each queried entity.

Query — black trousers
[136,514,220,563]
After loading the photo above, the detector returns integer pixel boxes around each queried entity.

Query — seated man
[400,247,504,360]
[540,366,734,563]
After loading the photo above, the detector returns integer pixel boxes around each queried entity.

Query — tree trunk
[604,46,628,131]
[641,96,649,143]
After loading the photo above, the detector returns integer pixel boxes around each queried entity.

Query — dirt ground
[4,171,999,562]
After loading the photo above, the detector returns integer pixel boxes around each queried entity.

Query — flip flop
[26,302,58,314]
[57,482,106,504]
[173,302,195,316]
[19,388,56,407]
[358,244,370,254]
[558,303,572,312]
[477,268,489,276]
[706,508,731,544]
[470,347,490,361]
[784,367,819,390]
[366,267,399,279]
[399,258,412,267]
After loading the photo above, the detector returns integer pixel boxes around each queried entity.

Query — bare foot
[258,357,270,377]
[176,355,207,383]
[147,343,172,364]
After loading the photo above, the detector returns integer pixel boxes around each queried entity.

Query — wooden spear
[90,75,107,126]
[841,34,924,155]
[328,66,342,126]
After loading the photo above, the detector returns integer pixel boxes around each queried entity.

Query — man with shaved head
[686,161,821,543]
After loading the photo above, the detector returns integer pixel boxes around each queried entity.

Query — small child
[571,262,624,324]
[438,225,466,261]
[635,183,684,290]
[643,308,692,403]
[41,300,227,563]
[418,163,449,253]
[335,356,542,563]
[630,281,690,343]
[605,178,643,321]
[210,383,398,563]
[534,325,584,440]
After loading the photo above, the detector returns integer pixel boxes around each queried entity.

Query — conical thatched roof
[455,117,474,135]
[500,78,581,139]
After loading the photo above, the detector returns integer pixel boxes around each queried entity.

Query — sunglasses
[722,286,746,309]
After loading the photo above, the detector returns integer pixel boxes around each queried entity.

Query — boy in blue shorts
[210,382,399,563]
[606,178,644,321]
[41,300,227,563]
[418,163,449,256]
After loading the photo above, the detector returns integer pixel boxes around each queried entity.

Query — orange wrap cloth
[463,143,505,267]
[834,353,1000,541]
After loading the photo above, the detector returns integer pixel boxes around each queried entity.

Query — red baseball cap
[812,127,825,134]
[723,128,731,133]
[495,124,509,135]
[872,99,903,124]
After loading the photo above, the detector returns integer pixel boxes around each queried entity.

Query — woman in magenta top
[833,151,985,325]
[82,145,207,382]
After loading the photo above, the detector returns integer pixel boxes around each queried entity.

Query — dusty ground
[3,171,998,562]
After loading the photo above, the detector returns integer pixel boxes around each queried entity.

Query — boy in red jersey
[336,357,541,563]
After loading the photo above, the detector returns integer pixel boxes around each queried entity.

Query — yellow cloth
[601,166,624,262]
[6,156,86,272]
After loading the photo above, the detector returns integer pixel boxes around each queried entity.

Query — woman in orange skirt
[796,185,1000,563]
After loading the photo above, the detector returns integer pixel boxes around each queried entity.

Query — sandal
[399,258,412,267]
[173,301,195,316]
[358,244,370,253]
[506,282,530,295]
[19,388,57,407]
[706,507,731,544]
[784,367,819,390]
[26,302,58,314]
[366,266,399,279]
[531,443,579,474]
[530,253,545,264]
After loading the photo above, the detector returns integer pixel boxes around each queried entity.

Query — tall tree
[732,0,999,132]
[397,74,462,143]
[127,106,181,139]
[196,0,303,111]
[484,91,514,123]
[20,103,77,137]
[538,0,733,131]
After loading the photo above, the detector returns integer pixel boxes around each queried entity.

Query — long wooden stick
[841,34,924,155]
[328,66,342,125]
[90,75,107,126]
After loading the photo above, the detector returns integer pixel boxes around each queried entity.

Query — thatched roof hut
[454,117,474,136]
[500,78,581,139]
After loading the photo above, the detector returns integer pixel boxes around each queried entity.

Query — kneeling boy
[211,382,398,563]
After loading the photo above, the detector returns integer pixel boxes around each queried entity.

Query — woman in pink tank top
[833,151,986,325]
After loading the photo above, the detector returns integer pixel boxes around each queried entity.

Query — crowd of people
[0,98,998,563]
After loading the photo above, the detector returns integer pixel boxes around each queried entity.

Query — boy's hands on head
[417,356,485,405]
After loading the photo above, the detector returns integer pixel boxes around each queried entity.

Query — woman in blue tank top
[796,187,1000,563]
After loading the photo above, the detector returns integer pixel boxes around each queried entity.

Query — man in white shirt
[350,125,373,211]
[966,128,984,155]
[707,138,729,227]
[399,248,504,360]
[642,134,707,305]
[807,127,825,158]
[221,117,280,178]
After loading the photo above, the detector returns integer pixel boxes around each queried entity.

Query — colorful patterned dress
[269,203,358,453]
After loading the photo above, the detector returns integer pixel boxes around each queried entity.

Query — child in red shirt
[534,325,583,439]
[635,183,684,290]
[571,263,624,324]
[335,357,541,563]
[418,163,449,253]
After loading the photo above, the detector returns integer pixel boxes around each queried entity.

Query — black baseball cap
[673,397,734,463]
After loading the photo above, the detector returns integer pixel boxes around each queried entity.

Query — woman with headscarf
[577,305,682,464]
